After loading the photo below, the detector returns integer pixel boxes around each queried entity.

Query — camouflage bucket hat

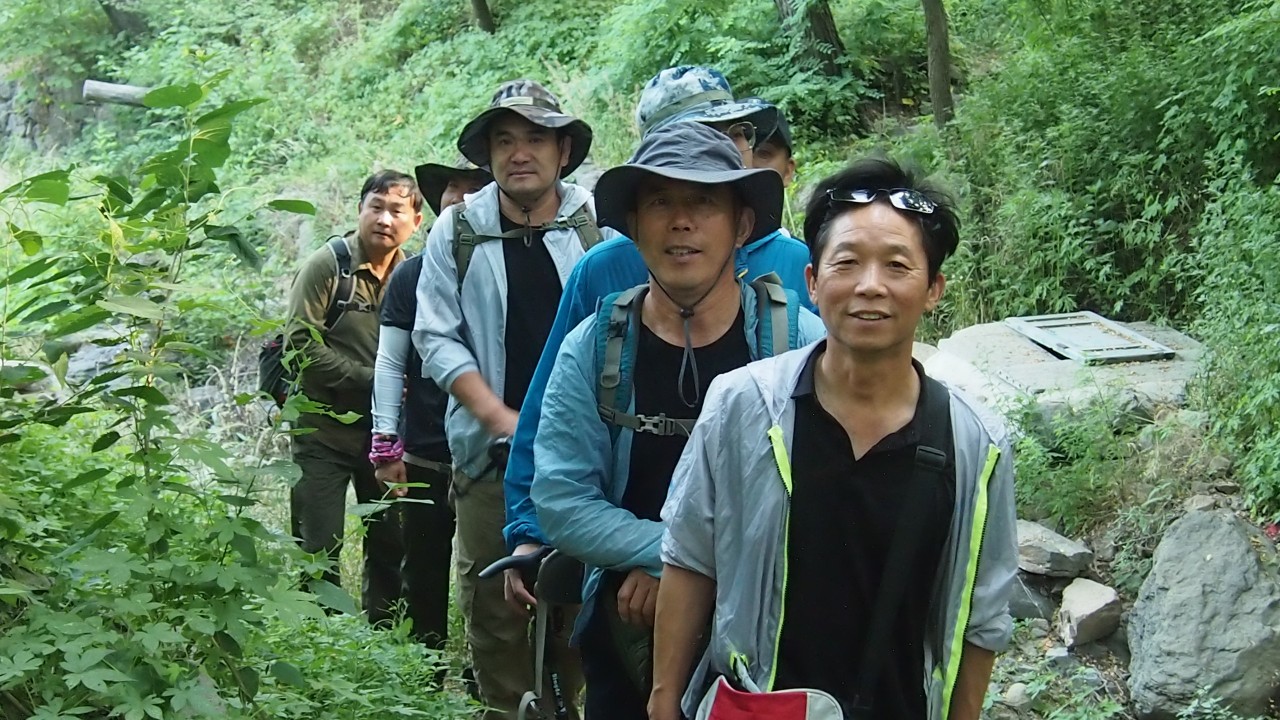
[414,156,492,217]
[457,79,594,178]
[635,65,779,143]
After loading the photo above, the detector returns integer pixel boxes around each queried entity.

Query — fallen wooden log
[82,79,151,107]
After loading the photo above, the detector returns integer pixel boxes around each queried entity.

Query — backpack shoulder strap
[592,284,698,439]
[323,235,356,332]
[570,204,603,249]
[452,205,535,289]
[748,272,792,358]
[849,376,952,718]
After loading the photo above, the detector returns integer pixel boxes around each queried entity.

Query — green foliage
[1176,688,1267,720]
[0,85,468,719]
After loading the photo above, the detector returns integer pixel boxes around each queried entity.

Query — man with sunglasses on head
[501,67,814,611]
[650,157,1018,720]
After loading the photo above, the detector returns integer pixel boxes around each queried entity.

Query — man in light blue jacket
[650,158,1018,720]
[503,66,815,607]
[414,79,613,720]
[530,122,825,720]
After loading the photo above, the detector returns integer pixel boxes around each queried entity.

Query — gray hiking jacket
[413,180,618,477]
[661,342,1018,719]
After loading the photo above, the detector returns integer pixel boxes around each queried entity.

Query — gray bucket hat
[595,122,782,243]
[413,156,493,216]
[635,66,779,143]
[457,79,593,178]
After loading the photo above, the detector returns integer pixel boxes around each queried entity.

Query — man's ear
[735,205,755,248]
[925,272,946,311]
[805,262,818,307]
[412,210,424,231]
[558,136,572,171]
[783,158,797,188]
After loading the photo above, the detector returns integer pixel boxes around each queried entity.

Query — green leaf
[2,256,59,287]
[267,199,316,216]
[92,431,122,452]
[8,223,42,255]
[233,665,260,702]
[64,468,111,491]
[112,385,169,405]
[213,631,242,658]
[196,98,268,128]
[21,299,71,324]
[143,83,205,109]
[269,661,306,688]
[47,309,112,339]
[97,295,164,320]
[348,502,387,518]
[205,224,262,269]
[57,510,120,559]
[311,580,359,615]
[0,169,71,205]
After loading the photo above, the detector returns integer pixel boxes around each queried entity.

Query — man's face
[628,176,753,301]
[704,120,755,166]
[488,114,570,202]
[753,139,795,188]
[439,175,489,212]
[357,186,423,254]
[806,203,944,358]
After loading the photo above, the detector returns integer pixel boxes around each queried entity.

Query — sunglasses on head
[718,121,757,148]
[827,187,937,215]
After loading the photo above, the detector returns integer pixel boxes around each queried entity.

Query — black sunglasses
[827,187,937,215]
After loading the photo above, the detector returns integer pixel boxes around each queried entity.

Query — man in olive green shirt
[286,170,423,623]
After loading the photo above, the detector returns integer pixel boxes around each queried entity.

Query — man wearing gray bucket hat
[414,78,612,719]
[530,122,825,719]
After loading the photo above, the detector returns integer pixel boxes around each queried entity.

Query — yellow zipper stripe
[766,423,792,691]
[940,443,1000,719]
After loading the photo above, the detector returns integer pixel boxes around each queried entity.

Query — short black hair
[803,157,960,280]
[359,170,424,213]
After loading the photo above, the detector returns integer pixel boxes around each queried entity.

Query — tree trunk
[95,0,149,38]
[471,0,496,33]
[83,79,151,107]
[774,0,846,76]
[921,0,955,128]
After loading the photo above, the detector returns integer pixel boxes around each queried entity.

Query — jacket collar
[456,179,592,235]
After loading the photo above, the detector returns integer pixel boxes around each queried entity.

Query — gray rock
[1059,578,1121,647]
[1175,409,1210,430]
[1003,682,1033,711]
[1213,480,1241,495]
[1027,618,1051,639]
[1018,520,1094,577]
[1183,494,1216,513]
[65,341,128,386]
[1045,646,1075,671]
[1072,667,1106,692]
[1010,573,1056,620]
[1128,509,1280,719]
[1208,455,1233,478]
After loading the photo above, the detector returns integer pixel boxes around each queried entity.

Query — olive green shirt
[285,233,404,456]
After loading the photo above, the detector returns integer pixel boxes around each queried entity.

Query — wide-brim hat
[635,66,779,145]
[659,97,779,148]
[595,122,782,244]
[414,157,492,216]
[456,79,593,178]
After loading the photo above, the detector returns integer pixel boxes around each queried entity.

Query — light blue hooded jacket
[661,342,1018,719]
[530,281,825,638]
[412,180,619,478]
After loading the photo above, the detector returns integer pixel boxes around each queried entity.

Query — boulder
[1009,572,1056,620]
[1183,494,1216,513]
[1128,509,1280,719]
[1002,682,1033,712]
[1058,578,1121,646]
[1018,520,1094,577]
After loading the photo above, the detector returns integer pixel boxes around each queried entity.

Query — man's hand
[503,543,543,613]
[617,568,660,626]
[482,405,519,440]
[647,689,683,720]
[374,460,408,497]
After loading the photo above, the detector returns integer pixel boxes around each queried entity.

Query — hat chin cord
[497,185,541,247]
[648,247,737,409]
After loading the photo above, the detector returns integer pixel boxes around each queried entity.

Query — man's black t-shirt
[773,343,956,719]
[500,215,562,413]
[380,254,451,464]
[622,308,751,521]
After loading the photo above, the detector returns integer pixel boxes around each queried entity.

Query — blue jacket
[530,281,825,638]
[502,229,815,550]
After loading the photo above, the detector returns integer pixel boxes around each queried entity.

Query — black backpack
[258,236,356,406]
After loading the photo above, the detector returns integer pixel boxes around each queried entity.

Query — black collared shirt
[773,342,956,719]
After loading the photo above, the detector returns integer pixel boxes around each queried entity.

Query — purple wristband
[369,434,404,466]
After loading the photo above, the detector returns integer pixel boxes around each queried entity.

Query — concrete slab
[925,319,1203,431]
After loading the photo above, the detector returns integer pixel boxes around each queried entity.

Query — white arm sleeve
[371,325,411,436]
